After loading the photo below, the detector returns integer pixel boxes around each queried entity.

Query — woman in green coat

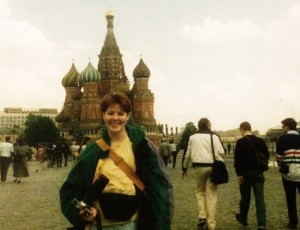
[60,92,173,230]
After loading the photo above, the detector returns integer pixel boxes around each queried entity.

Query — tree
[24,114,60,146]
[178,122,198,150]
[69,127,84,144]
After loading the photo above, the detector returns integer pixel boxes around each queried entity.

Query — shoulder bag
[210,134,229,184]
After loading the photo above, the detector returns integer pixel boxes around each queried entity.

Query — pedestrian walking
[276,118,300,229]
[70,141,80,165]
[234,121,269,230]
[0,136,14,182]
[227,143,231,154]
[35,144,46,172]
[169,140,178,168]
[182,118,225,230]
[46,143,56,168]
[61,141,71,167]
[60,92,173,230]
[159,138,170,167]
[12,137,30,183]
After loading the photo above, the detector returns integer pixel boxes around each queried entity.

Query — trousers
[239,169,266,227]
[282,177,300,226]
[0,156,11,182]
[195,166,218,230]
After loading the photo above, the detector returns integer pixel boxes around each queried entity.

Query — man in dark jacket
[234,121,269,230]
[276,118,300,229]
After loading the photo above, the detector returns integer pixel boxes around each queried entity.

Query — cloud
[265,4,300,51]
[0,1,69,109]
[0,0,10,19]
[180,18,264,45]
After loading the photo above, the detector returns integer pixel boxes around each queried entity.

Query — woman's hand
[79,206,97,222]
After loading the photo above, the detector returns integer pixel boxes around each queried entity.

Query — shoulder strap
[210,134,216,161]
[96,139,145,192]
[245,136,257,151]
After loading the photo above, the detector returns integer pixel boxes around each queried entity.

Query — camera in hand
[72,199,93,218]
[72,174,109,218]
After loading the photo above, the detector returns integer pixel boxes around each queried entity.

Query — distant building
[265,123,300,143]
[55,10,162,145]
[0,107,58,129]
[0,107,58,142]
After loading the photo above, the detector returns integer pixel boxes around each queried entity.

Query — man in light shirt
[0,136,14,182]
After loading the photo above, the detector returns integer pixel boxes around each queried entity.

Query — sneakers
[257,226,265,230]
[235,213,248,226]
[197,219,207,230]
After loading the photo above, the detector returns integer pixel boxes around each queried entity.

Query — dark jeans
[162,156,169,168]
[0,156,12,182]
[171,151,177,168]
[239,169,266,227]
[282,177,300,226]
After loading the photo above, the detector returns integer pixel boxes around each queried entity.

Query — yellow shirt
[99,135,138,226]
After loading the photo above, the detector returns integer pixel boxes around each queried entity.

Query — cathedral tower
[56,10,161,143]
[98,10,129,96]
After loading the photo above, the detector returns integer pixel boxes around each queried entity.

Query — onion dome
[133,58,150,78]
[62,63,81,87]
[55,110,70,123]
[80,62,101,83]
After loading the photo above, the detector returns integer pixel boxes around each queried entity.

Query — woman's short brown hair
[100,92,132,113]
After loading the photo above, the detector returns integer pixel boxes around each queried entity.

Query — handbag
[245,136,269,171]
[210,134,229,184]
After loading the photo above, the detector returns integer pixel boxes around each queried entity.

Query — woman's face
[103,103,129,135]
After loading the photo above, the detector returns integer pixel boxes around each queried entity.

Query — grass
[0,155,293,229]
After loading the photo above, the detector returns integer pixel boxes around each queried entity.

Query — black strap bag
[210,134,229,184]
[98,192,138,221]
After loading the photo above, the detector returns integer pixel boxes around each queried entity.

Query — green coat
[60,125,173,230]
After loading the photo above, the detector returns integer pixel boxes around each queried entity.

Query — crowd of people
[0,135,93,183]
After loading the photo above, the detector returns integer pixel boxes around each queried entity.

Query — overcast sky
[1,0,300,134]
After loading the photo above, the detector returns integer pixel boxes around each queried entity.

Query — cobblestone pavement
[0,155,299,230]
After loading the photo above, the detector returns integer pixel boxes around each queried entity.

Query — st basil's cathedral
[55,10,162,145]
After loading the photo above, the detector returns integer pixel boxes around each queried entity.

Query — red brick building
[55,10,161,145]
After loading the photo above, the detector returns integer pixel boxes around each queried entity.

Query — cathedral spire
[98,10,126,82]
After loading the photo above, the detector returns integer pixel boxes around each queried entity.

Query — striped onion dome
[80,62,101,83]
[62,63,81,87]
[133,58,150,78]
